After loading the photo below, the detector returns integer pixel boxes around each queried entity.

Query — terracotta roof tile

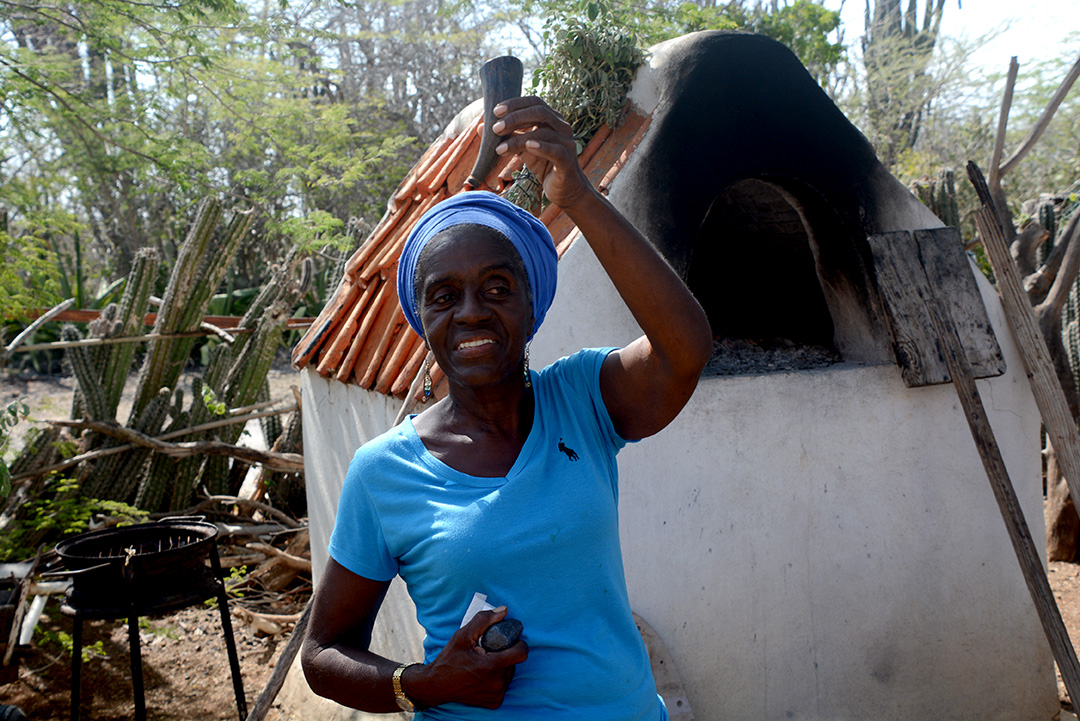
[332,280,384,383]
[390,341,430,397]
[319,280,377,377]
[292,106,655,401]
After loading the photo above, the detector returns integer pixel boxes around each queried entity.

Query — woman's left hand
[492,97,592,211]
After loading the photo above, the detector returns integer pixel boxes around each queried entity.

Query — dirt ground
[2,366,305,720]
[2,602,295,721]
[4,367,1080,719]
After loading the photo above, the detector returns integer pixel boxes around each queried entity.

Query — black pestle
[480,618,523,652]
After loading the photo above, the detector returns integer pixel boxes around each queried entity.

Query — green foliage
[532,20,646,147]
[518,0,844,92]
[0,398,30,498]
[0,0,443,306]
[0,224,63,323]
[0,476,148,562]
[201,385,227,416]
[39,626,107,663]
[735,0,843,87]
[139,617,180,640]
[206,564,248,608]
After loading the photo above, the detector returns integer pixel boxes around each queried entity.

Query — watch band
[393,662,424,713]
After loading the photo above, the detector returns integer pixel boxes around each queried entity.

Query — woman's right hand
[407,606,529,710]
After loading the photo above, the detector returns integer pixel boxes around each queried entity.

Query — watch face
[395,696,416,713]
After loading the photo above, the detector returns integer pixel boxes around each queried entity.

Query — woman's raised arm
[493,98,713,440]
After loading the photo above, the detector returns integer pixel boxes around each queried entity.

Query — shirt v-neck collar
[405,385,542,488]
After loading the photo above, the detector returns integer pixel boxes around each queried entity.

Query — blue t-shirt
[329,348,666,721]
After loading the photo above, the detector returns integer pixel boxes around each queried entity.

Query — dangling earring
[422,354,433,402]
[523,346,532,389]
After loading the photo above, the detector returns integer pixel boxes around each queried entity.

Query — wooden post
[966,162,1080,527]
[926,298,1080,703]
[244,600,312,721]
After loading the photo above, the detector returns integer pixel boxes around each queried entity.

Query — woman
[302,96,713,719]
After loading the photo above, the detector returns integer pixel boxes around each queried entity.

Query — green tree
[857,0,948,167]
[0,0,486,304]
[507,0,845,92]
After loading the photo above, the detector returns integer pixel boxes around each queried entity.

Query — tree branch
[12,404,299,481]
[988,56,1019,190]
[0,59,164,167]
[1000,52,1080,178]
[1036,211,1080,325]
[1013,221,1052,277]
[49,420,304,472]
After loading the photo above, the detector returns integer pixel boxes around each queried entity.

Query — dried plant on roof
[532,21,646,149]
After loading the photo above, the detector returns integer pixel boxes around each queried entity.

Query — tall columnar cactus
[1037,199,1059,267]
[1059,203,1080,401]
[266,404,305,516]
[135,400,190,511]
[104,248,159,413]
[910,169,960,229]
[129,199,252,422]
[62,324,111,422]
[83,387,172,501]
[68,249,159,422]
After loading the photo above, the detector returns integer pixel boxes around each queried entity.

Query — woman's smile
[416,225,533,390]
[456,338,497,351]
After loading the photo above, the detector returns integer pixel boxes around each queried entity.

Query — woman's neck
[413,378,534,477]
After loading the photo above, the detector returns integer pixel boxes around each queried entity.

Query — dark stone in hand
[480,618,523,652]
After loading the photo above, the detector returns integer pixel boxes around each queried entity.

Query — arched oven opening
[688,177,888,376]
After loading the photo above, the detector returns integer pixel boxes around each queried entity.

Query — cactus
[21,199,312,512]
[103,248,159,415]
[202,455,232,496]
[1061,202,1080,403]
[257,379,283,452]
[83,386,172,501]
[65,249,159,425]
[135,408,190,512]
[223,299,289,420]
[265,405,305,516]
[62,324,111,422]
[129,199,252,422]
[1037,199,1058,266]
[8,426,62,477]
[1040,200,1059,242]
[910,169,960,229]
[162,375,218,510]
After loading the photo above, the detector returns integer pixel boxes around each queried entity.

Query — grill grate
[59,523,216,562]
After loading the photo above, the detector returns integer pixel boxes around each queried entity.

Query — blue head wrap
[398,191,558,341]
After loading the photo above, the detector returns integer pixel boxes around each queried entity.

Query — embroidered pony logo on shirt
[557,439,579,461]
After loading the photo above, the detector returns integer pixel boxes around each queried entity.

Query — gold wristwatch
[393,662,424,713]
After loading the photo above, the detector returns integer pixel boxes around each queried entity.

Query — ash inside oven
[704,337,841,376]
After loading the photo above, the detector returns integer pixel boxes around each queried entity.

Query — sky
[826,0,1080,73]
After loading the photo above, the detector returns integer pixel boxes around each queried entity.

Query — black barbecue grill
[51,518,247,721]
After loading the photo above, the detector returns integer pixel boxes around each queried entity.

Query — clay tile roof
[291,105,654,399]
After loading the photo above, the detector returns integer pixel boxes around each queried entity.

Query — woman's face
[416,225,533,391]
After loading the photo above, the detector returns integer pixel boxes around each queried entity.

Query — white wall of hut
[288,191,1057,720]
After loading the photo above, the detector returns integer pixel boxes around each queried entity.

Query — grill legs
[70,618,81,721]
[66,590,247,721]
[128,610,146,721]
[216,584,248,720]
[68,613,147,721]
